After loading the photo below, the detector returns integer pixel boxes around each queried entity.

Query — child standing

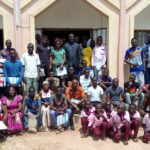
[142,111,150,143]
[111,103,131,145]
[88,103,109,140]
[80,101,95,137]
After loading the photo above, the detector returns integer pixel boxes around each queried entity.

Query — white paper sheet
[56,67,67,76]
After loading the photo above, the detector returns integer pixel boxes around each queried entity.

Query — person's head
[55,86,62,97]
[84,69,90,79]
[68,66,75,75]
[6,86,17,98]
[117,103,126,114]
[10,49,17,61]
[131,38,137,49]
[82,60,87,68]
[90,39,95,49]
[112,78,119,88]
[84,100,92,110]
[49,71,54,81]
[42,35,49,47]
[35,34,41,44]
[96,36,103,46]
[129,74,136,82]
[75,36,79,43]
[28,87,35,99]
[102,68,109,77]
[5,39,12,49]
[27,43,34,55]
[105,101,112,111]
[43,81,49,91]
[129,103,136,114]
[72,79,79,90]
[68,33,75,43]
[59,38,63,46]
[147,33,150,43]
[82,39,87,48]
[92,77,98,88]
[95,103,104,114]
[54,38,61,50]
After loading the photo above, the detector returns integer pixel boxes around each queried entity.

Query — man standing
[0,39,13,60]
[21,43,41,94]
[0,39,13,96]
[4,49,23,95]
[143,33,150,84]
[64,33,82,73]
[125,38,145,86]
[36,35,51,78]
[91,36,107,77]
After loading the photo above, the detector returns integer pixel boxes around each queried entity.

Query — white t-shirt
[80,75,91,93]
[21,53,41,78]
[87,85,103,102]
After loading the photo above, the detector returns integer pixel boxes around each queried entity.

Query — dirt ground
[0,125,150,150]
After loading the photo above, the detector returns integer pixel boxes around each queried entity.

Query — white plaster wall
[0,15,3,29]
[135,4,150,30]
[35,0,108,29]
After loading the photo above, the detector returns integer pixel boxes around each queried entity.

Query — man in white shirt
[87,77,104,106]
[80,69,91,94]
[21,43,41,94]
[92,36,107,77]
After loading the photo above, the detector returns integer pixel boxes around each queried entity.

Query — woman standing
[1,86,23,133]
[50,38,66,75]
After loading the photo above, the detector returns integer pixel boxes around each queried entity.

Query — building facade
[0,0,150,85]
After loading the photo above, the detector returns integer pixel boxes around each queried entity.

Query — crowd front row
[0,81,150,145]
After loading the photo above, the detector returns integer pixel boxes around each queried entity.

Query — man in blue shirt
[143,33,150,84]
[125,38,145,86]
[3,49,23,95]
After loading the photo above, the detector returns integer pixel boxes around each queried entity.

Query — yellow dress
[82,47,92,66]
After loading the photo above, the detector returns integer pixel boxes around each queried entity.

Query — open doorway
[38,28,91,45]
[35,0,108,45]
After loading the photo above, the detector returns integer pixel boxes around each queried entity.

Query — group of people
[0,32,150,145]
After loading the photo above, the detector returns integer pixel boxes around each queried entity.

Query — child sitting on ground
[88,103,109,140]
[111,103,131,145]
[105,101,115,138]
[128,103,141,142]
[80,100,95,138]
[142,110,150,143]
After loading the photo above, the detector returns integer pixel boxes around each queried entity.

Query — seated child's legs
[100,122,109,139]
[93,127,100,138]
[121,122,131,141]
[81,117,88,134]
[130,120,140,139]
[142,131,150,143]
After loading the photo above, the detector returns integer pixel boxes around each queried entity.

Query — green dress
[52,48,65,75]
